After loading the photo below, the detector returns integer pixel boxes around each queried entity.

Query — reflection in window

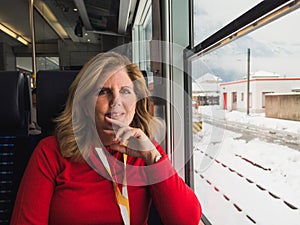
[132,5,153,84]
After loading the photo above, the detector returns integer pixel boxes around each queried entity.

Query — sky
[192,0,300,81]
[193,106,300,225]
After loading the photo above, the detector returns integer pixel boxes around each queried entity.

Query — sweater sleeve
[149,145,202,225]
[10,137,61,225]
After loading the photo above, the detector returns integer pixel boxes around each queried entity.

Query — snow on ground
[193,106,300,225]
[198,106,300,135]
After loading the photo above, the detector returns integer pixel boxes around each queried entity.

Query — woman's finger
[105,116,126,127]
[114,126,131,140]
[119,128,138,146]
[109,143,127,154]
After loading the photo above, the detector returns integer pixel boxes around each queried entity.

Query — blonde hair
[55,52,157,161]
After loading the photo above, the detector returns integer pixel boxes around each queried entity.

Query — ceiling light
[34,1,68,39]
[0,24,17,38]
[17,36,29,46]
[0,23,29,46]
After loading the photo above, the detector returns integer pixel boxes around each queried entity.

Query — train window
[16,56,59,72]
[193,0,262,46]
[191,6,300,225]
[132,1,153,83]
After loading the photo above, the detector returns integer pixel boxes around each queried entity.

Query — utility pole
[247,48,250,115]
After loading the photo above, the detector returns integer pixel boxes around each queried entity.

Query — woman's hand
[103,116,161,165]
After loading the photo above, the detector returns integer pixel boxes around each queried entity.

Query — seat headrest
[0,71,25,130]
[36,70,78,134]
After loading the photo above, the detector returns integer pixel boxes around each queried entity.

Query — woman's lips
[105,112,125,120]
[102,113,124,132]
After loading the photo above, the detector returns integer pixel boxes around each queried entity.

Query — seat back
[0,72,25,134]
[36,70,78,136]
[0,71,31,224]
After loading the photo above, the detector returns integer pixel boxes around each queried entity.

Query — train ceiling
[0,0,137,47]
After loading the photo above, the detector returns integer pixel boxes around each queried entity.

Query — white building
[192,73,222,105]
[219,71,300,113]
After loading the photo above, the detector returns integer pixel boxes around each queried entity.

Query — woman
[11,52,201,225]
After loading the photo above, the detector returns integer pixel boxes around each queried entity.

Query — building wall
[220,80,253,112]
[220,78,300,113]
[265,93,300,121]
[254,79,300,110]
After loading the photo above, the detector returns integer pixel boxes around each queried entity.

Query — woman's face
[94,68,137,143]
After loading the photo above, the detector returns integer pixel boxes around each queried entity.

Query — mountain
[192,6,298,82]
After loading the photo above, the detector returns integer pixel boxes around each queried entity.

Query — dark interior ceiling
[0,0,137,47]
[85,0,119,31]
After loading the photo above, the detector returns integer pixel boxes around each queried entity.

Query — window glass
[144,13,153,84]
[193,0,262,46]
[16,56,59,72]
[192,9,300,225]
[132,8,153,84]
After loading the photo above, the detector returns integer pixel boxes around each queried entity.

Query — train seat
[0,71,31,224]
[36,70,78,136]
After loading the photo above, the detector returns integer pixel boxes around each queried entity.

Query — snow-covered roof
[192,82,220,93]
[195,73,222,83]
[192,73,222,94]
[265,92,300,96]
[192,82,202,92]
[250,70,281,78]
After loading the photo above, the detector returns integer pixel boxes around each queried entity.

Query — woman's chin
[98,131,114,146]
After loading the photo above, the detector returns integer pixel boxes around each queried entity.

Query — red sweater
[11,136,201,225]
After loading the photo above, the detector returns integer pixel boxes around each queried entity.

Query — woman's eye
[98,88,111,95]
[120,88,131,94]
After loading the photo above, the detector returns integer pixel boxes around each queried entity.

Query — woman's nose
[110,91,121,107]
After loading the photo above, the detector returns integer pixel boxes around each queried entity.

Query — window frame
[185,0,300,224]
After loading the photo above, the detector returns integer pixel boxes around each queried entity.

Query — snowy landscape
[193,106,300,225]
